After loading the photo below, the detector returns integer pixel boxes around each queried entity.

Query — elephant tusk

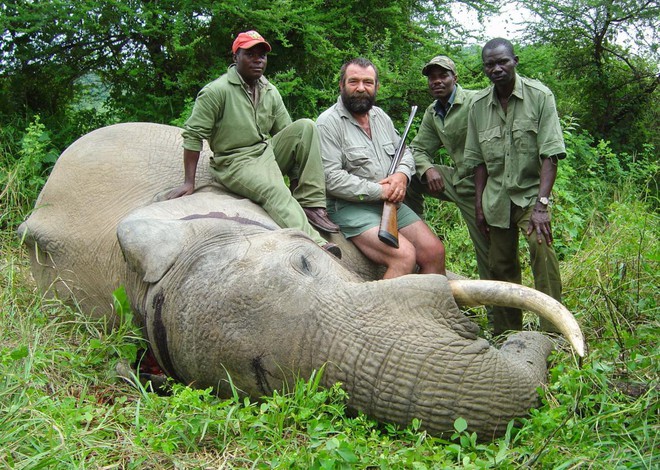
[449,279,585,357]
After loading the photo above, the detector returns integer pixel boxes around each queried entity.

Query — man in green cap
[168,30,341,258]
[406,54,490,284]
[464,38,565,335]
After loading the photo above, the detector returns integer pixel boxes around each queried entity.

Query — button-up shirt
[464,74,566,228]
[182,65,291,164]
[317,97,415,203]
[410,84,478,186]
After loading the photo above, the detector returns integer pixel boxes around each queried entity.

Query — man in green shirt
[168,30,341,258]
[407,55,489,282]
[464,38,565,335]
[317,58,445,279]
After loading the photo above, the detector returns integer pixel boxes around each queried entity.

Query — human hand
[379,172,408,203]
[476,209,490,240]
[167,182,195,200]
[425,167,445,194]
[526,204,553,245]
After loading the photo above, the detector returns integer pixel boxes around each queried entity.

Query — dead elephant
[18,122,584,438]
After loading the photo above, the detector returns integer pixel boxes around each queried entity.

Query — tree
[518,0,660,152]
[1,0,499,145]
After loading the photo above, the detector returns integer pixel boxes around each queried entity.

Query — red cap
[231,30,272,54]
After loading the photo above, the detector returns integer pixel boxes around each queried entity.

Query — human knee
[526,234,557,262]
[290,118,315,134]
[418,237,445,266]
[387,242,417,272]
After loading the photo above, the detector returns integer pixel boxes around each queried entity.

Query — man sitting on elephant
[317,57,445,278]
[168,30,342,258]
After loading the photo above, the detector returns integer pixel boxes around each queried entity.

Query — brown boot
[303,207,340,233]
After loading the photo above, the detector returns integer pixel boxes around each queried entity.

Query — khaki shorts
[327,199,421,238]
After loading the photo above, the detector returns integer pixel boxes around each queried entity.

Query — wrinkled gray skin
[20,123,561,438]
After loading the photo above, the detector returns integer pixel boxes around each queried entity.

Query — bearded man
[316,57,445,278]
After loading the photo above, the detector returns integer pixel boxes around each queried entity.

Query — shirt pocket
[512,120,539,156]
[478,126,505,172]
[381,142,396,173]
[344,145,375,179]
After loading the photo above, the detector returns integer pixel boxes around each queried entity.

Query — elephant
[18,122,584,438]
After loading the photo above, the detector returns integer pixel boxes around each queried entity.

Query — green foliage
[0,116,58,231]
[513,195,659,468]
[1,0,499,140]
[519,0,660,152]
[3,0,658,154]
[551,116,659,259]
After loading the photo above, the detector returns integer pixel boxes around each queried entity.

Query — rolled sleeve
[537,93,566,160]
[463,106,485,170]
[395,146,415,183]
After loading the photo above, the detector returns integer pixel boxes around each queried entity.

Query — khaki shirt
[410,84,478,187]
[464,74,566,228]
[317,97,415,203]
[182,65,292,164]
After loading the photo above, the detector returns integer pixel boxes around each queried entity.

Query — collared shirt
[317,97,415,203]
[236,70,261,107]
[410,84,479,185]
[464,74,566,228]
[182,65,291,163]
[433,85,456,121]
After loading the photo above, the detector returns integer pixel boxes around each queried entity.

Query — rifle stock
[378,201,399,248]
[377,105,417,248]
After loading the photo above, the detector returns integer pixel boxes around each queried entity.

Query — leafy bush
[0,116,59,231]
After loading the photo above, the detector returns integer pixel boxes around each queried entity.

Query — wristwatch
[538,196,550,206]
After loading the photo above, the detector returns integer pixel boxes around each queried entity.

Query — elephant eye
[299,255,312,274]
[290,246,321,277]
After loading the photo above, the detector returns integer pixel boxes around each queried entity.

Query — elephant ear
[117,218,188,283]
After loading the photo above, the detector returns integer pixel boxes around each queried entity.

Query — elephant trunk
[449,280,585,357]
[319,317,555,438]
[309,276,558,438]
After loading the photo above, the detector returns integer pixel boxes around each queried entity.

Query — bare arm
[526,156,558,245]
[167,149,200,199]
[474,163,489,240]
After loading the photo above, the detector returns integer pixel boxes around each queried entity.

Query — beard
[341,89,376,114]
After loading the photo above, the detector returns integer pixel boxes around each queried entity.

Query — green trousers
[209,119,327,246]
[405,165,490,281]
[488,203,563,334]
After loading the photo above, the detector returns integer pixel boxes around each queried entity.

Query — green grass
[1,120,658,468]
[2,196,657,469]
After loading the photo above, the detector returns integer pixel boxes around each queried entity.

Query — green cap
[422,55,457,76]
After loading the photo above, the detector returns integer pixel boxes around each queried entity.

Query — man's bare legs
[351,221,445,279]
[400,221,446,275]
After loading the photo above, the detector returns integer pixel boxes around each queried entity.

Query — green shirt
[317,97,415,203]
[182,65,292,163]
[410,84,478,186]
[464,74,566,228]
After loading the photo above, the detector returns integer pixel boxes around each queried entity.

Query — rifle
[378,105,418,248]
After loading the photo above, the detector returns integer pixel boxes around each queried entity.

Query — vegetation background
[1,0,658,468]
